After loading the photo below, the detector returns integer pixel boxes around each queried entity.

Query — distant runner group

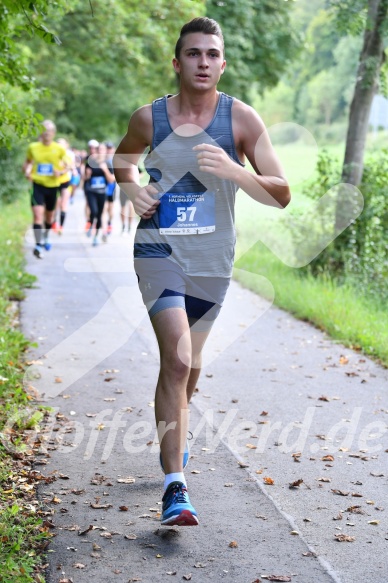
[23,120,136,258]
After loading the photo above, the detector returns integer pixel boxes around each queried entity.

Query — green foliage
[328,0,368,36]
[206,0,301,100]
[0,145,30,204]
[0,199,47,583]
[0,0,74,146]
[298,149,388,302]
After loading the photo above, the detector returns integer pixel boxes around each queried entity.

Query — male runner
[54,137,76,234]
[114,17,290,526]
[23,120,69,258]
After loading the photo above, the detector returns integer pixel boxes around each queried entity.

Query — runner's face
[41,128,55,144]
[173,33,225,90]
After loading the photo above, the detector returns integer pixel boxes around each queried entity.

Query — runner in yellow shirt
[23,120,68,258]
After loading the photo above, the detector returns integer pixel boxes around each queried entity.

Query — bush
[294,149,388,301]
[0,146,29,205]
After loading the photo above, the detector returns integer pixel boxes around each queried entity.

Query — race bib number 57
[159,192,215,235]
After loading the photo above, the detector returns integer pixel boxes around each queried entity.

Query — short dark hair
[175,17,224,59]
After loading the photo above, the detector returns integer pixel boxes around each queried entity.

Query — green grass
[234,140,388,366]
[0,198,52,583]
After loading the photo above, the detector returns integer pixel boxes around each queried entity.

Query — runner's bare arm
[193,101,291,209]
[22,155,33,179]
[114,106,160,218]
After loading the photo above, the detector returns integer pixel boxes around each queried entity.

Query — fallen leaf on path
[351,492,363,498]
[333,513,343,521]
[78,525,94,535]
[332,489,349,496]
[289,479,303,489]
[191,470,201,474]
[322,455,334,462]
[125,534,137,540]
[55,377,63,383]
[246,444,257,449]
[290,531,299,535]
[224,483,234,487]
[261,576,292,582]
[117,477,135,484]
[339,356,349,365]
[368,520,380,525]
[317,477,331,482]
[183,575,192,581]
[119,506,128,511]
[346,506,364,514]
[90,503,112,509]
[334,534,355,542]
[263,477,274,485]
[166,571,177,575]
[229,541,238,548]
[104,377,115,382]
[156,554,163,558]
[103,398,116,402]
[86,413,97,417]
[100,532,112,538]
[73,563,85,569]
[318,396,330,402]
[238,461,249,468]
[194,563,207,568]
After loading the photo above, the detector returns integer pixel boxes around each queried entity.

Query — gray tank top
[134,92,244,277]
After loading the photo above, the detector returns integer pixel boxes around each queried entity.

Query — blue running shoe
[43,240,51,251]
[159,439,189,473]
[161,481,199,526]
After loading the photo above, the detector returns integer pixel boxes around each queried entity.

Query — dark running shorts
[135,257,230,331]
[31,183,58,211]
[59,180,71,190]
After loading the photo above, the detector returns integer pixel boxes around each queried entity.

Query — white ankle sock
[164,472,186,492]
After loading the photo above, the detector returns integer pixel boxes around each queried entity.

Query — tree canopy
[1,0,300,147]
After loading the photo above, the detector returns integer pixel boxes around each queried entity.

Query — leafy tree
[0,0,75,147]
[205,0,301,100]
[330,0,388,187]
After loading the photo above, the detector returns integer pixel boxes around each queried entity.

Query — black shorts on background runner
[31,183,58,211]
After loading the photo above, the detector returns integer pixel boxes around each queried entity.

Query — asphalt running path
[22,190,388,583]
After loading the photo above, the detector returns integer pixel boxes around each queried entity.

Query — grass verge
[0,199,53,583]
[234,243,388,366]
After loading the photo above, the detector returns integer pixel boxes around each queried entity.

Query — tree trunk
[333,0,388,248]
[341,0,388,187]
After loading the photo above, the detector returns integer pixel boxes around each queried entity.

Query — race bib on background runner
[159,191,215,235]
[37,163,54,176]
[90,176,107,189]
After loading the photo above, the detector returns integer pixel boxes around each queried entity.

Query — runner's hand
[193,143,237,181]
[134,184,160,219]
